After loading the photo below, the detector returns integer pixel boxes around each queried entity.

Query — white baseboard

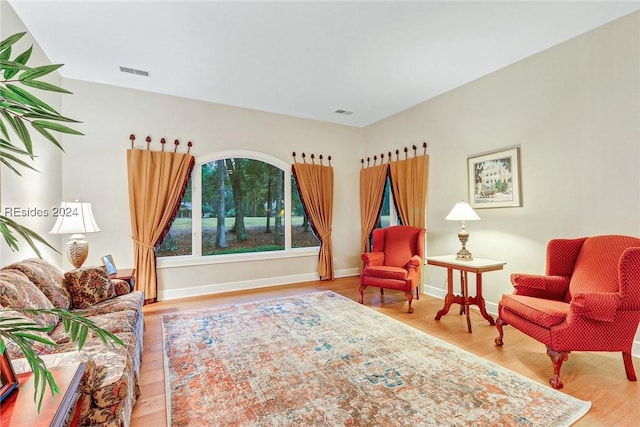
[158,267,359,300]
[421,284,640,359]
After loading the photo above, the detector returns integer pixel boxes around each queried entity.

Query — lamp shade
[49,202,101,235]
[445,201,481,221]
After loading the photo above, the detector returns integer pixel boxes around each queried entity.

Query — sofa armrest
[112,279,131,296]
[361,252,384,267]
[569,292,621,322]
[511,273,570,300]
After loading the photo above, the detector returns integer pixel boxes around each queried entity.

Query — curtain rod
[361,142,427,167]
[129,134,193,153]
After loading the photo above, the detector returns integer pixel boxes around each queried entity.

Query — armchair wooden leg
[547,348,569,389]
[358,286,366,304]
[623,352,637,381]
[404,292,414,313]
[494,317,506,346]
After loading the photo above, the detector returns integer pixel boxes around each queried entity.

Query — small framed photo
[467,146,522,209]
[101,254,117,276]
[0,349,19,402]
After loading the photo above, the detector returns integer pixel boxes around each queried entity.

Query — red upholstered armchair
[359,225,425,313]
[495,235,640,389]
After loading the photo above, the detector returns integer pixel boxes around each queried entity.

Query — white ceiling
[8,1,640,127]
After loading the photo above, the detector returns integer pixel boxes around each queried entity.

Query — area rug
[162,291,590,426]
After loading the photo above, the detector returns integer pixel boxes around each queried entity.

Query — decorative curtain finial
[145,136,151,150]
[328,156,331,166]
[160,137,166,151]
[129,134,135,148]
[292,152,297,162]
[423,141,427,154]
[413,145,417,156]
[187,141,193,153]
[311,153,315,164]
[174,139,180,153]
[319,154,323,165]
[404,147,408,159]
[302,153,306,163]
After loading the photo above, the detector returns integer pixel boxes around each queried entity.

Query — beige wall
[363,12,640,349]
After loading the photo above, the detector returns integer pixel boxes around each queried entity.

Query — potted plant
[0,31,123,410]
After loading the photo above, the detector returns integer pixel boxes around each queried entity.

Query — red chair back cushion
[378,226,422,268]
[569,235,640,298]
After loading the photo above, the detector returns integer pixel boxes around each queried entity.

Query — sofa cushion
[65,266,116,309]
[4,258,71,309]
[0,270,59,328]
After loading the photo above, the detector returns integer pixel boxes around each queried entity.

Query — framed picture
[0,349,19,402]
[101,254,117,276]
[467,146,522,209]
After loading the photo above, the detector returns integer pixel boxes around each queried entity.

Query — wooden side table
[0,361,86,427]
[427,255,506,333]
[111,268,136,290]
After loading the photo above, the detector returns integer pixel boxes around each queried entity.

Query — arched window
[157,151,319,258]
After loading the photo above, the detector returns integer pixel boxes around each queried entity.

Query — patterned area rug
[162,291,590,426]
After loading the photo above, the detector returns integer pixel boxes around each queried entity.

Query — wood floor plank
[130,276,639,426]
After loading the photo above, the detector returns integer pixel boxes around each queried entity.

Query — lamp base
[67,236,89,269]
[455,248,474,261]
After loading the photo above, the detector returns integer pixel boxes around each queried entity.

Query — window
[157,152,319,258]
[375,177,399,230]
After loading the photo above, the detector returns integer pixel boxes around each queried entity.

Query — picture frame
[0,349,19,403]
[101,254,117,276]
[467,146,522,209]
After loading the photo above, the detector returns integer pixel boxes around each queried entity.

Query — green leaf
[0,137,31,155]
[0,46,10,61]
[18,64,63,81]
[0,151,39,175]
[0,60,31,72]
[32,119,83,136]
[13,116,33,155]
[22,112,80,123]
[6,83,59,114]
[0,215,57,256]
[18,78,72,94]
[0,32,25,52]
[5,46,33,79]
[0,115,8,139]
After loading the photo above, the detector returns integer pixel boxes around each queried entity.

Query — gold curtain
[359,163,389,269]
[127,148,194,302]
[292,162,334,280]
[389,155,429,228]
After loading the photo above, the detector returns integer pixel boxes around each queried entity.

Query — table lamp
[49,201,101,268]
[445,201,480,261]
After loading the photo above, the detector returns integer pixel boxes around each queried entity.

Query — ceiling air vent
[119,66,149,77]
[334,109,353,115]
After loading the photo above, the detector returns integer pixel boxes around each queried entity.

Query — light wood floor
[131,276,639,426]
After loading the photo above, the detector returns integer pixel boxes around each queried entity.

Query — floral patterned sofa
[0,258,145,426]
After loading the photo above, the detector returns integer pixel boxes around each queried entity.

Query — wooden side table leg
[475,273,495,325]
[462,271,472,333]
[435,268,455,320]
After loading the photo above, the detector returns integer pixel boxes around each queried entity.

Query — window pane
[377,178,391,229]
[156,178,192,256]
[202,158,285,255]
[291,175,320,248]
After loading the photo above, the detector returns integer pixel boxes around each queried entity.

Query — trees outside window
[156,153,319,258]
